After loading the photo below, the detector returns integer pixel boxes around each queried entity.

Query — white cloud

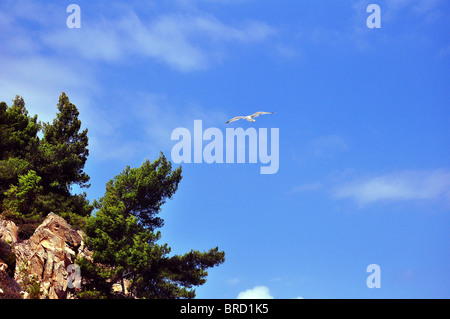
[237,286,274,299]
[0,1,98,123]
[41,10,275,72]
[236,285,305,299]
[1,0,275,74]
[333,169,450,205]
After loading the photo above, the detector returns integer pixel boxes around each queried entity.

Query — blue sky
[1,0,449,298]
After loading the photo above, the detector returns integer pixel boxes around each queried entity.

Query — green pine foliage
[0,93,92,236]
[79,154,225,298]
[40,92,90,193]
[3,170,43,218]
[0,93,225,298]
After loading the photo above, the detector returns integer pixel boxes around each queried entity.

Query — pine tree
[34,92,92,225]
[79,154,225,298]
[0,93,92,234]
[39,92,90,194]
[0,96,40,199]
[0,96,40,160]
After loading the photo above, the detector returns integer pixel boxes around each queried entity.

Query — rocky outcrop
[0,219,19,245]
[0,213,92,299]
[0,219,21,298]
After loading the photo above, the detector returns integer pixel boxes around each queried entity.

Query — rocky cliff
[0,213,92,299]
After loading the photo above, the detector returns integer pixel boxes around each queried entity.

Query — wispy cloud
[0,1,97,123]
[332,169,450,205]
[41,10,275,72]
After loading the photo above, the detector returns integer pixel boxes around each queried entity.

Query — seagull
[225,111,274,124]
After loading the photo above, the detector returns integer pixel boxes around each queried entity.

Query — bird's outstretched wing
[250,111,274,119]
[226,116,245,124]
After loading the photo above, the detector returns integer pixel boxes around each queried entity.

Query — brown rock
[0,218,19,245]
[13,213,90,299]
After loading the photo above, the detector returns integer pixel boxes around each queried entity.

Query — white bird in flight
[225,111,274,124]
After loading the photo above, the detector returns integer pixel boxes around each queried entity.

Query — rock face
[1,219,22,298]
[0,219,19,245]
[0,213,92,299]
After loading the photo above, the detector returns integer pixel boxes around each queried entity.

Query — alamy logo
[366,4,381,29]
[66,4,81,29]
[171,120,279,174]
[67,264,81,289]
[366,264,381,288]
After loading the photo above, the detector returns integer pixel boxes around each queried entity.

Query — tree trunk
[121,276,126,296]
